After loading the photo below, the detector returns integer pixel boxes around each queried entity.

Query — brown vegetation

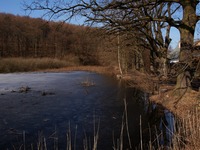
[42,65,120,76]
[122,71,200,149]
[0,57,70,73]
[0,13,118,67]
[150,88,200,150]
[0,57,121,76]
[0,13,148,74]
[150,86,199,118]
[122,71,157,93]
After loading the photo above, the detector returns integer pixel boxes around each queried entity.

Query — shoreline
[31,65,199,117]
[1,65,199,149]
[2,64,198,118]
[37,65,119,76]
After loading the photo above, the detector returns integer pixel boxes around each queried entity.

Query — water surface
[0,71,170,149]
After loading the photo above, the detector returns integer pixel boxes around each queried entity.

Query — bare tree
[24,0,200,88]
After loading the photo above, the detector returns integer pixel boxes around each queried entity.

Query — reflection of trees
[146,104,173,148]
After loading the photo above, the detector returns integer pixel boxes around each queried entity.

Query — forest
[0,12,151,73]
[0,13,117,66]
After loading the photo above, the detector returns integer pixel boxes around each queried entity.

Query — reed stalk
[4,102,199,150]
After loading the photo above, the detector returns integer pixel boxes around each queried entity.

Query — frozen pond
[0,71,173,149]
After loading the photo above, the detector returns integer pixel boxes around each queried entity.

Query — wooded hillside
[0,13,118,66]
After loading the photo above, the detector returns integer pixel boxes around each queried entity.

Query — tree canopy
[24,0,200,87]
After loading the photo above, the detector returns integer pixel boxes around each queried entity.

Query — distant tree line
[0,13,104,65]
[24,0,200,89]
[0,13,151,71]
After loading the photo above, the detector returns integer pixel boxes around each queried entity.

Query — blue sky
[0,0,44,18]
[0,0,23,15]
[0,1,29,16]
[0,0,85,24]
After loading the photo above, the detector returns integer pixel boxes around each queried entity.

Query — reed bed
[174,108,200,150]
[146,107,200,150]
[4,107,199,150]
[0,57,74,73]
[0,57,117,75]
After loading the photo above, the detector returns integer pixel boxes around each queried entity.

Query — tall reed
[3,102,199,150]
[0,57,71,73]
[146,107,200,150]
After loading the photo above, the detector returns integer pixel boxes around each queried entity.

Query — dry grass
[151,108,199,150]
[0,57,72,73]
[124,70,200,149]
[150,88,199,119]
[4,101,199,150]
[122,70,158,93]
[0,57,120,75]
[175,108,200,150]
[81,78,95,87]
[0,56,84,73]
[150,86,200,150]
[42,65,119,76]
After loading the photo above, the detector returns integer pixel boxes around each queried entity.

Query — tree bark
[176,0,197,89]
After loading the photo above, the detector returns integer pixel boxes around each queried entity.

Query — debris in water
[18,86,31,93]
[41,91,55,96]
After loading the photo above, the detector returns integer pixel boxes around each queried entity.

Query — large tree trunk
[176,1,197,89]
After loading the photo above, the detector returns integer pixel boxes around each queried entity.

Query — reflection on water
[0,71,174,149]
[145,103,175,149]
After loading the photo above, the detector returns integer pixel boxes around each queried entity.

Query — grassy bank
[177,108,200,150]
[149,108,200,150]
[122,72,200,149]
[149,85,200,149]
[0,57,119,75]
[0,57,78,73]
[41,65,119,76]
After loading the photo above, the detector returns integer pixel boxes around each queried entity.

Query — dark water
[0,71,174,149]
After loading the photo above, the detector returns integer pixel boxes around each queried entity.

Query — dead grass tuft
[150,88,199,118]
[122,70,157,93]
[81,78,95,87]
